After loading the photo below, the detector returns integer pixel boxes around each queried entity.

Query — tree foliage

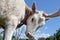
[46,36,56,40]
[54,28,60,40]
[38,28,60,40]
[38,38,46,40]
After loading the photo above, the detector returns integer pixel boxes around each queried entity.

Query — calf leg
[3,15,18,40]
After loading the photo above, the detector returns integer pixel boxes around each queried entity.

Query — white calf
[0,0,60,40]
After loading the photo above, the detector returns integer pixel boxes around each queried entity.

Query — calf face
[25,3,45,38]
[25,11,45,38]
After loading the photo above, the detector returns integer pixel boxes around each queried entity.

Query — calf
[17,3,60,38]
[0,0,60,40]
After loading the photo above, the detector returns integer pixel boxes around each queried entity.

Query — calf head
[17,2,60,38]
[25,2,45,38]
[17,2,50,38]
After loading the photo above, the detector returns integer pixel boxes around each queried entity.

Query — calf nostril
[26,33,33,38]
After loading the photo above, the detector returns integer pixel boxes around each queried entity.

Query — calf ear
[32,2,36,12]
[43,12,50,21]
[43,9,60,21]
[45,9,60,18]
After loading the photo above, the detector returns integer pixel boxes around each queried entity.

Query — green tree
[0,36,3,40]
[46,38,49,40]
[38,38,46,40]
[46,36,56,40]
[12,36,18,40]
[54,28,60,40]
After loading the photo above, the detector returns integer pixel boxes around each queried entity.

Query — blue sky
[0,0,60,40]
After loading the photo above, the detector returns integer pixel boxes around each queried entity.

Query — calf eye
[31,18,34,22]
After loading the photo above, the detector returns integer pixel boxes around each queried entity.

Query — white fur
[26,11,45,35]
[0,0,25,40]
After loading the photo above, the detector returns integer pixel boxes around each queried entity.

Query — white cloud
[34,33,50,40]
[39,33,50,38]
